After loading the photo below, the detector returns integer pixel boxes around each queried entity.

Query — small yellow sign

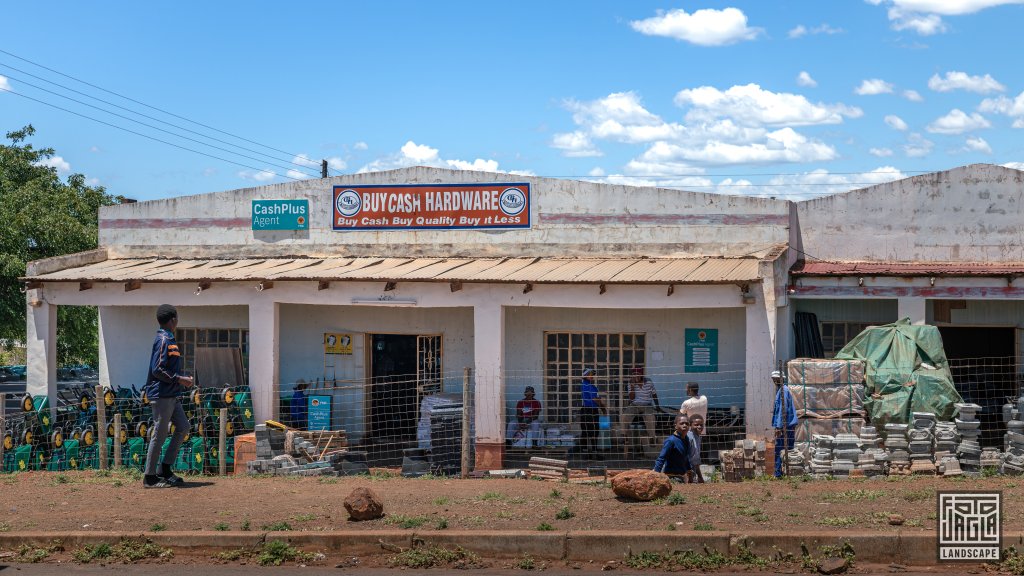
[324,333,353,355]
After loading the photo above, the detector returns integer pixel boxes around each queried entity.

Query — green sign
[685,328,718,373]
[252,199,308,231]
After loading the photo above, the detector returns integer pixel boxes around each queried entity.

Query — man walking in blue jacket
[653,414,692,481]
[772,370,798,478]
[142,305,193,488]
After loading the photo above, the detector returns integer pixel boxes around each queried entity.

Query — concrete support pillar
[248,301,280,423]
[473,302,504,470]
[98,307,111,389]
[26,296,57,416]
[745,292,775,439]
[898,297,927,325]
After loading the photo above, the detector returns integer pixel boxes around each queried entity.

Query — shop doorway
[939,326,1016,447]
[367,334,443,446]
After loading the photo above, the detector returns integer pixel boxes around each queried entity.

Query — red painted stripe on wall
[791,285,1024,298]
[540,213,789,225]
[101,218,251,229]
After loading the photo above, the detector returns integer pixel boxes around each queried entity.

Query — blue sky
[4,1,1024,201]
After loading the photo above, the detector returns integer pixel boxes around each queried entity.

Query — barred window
[820,322,876,357]
[543,332,646,425]
[174,328,249,379]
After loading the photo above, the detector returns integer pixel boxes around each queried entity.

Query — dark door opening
[939,326,1016,447]
[369,334,419,445]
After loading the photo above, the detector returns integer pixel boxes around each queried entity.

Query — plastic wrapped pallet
[794,417,863,446]
[786,359,866,418]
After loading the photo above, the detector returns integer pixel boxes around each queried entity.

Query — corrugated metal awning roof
[791,260,1024,277]
[26,254,772,285]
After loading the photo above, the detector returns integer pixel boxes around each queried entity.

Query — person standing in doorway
[578,368,607,457]
[290,380,310,429]
[772,370,798,478]
[514,386,543,448]
[680,382,708,433]
[142,304,193,488]
[620,366,660,446]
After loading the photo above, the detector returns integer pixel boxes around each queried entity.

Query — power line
[2,72,320,178]
[0,87,304,181]
[0,61,320,175]
[0,48,305,161]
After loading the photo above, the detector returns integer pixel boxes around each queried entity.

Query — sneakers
[158,464,185,487]
[143,475,173,489]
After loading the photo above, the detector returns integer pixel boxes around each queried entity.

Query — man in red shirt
[514,386,543,448]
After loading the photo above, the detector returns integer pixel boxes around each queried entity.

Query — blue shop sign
[252,199,308,231]
[307,395,332,431]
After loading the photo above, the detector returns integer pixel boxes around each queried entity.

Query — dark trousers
[774,427,796,477]
[145,398,188,476]
[579,407,599,452]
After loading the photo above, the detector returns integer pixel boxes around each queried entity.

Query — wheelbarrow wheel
[83,427,95,447]
[50,430,63,448]
[107,423,116,439]
[226,416,242,437]
[21,394,34,413]
[71,427,82,441]
[191,388,202,406]
[21,429,33,445]
[119,425,128,445]
[221,388,235,406]
[103,389,115,407]
[2,432,13,450]
[79,394,90,412]
[141,390,149,406]
[135,421,148,439]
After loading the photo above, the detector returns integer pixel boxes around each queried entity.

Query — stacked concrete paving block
[719,439,766,481]
[1002,419,1024,475]
[953,403,982,474]
[908,412,936,475]
[831,433,860,477]
[884,423,910,475]
[808,434,833,478]
[785,448,806,476]
[981,448,1002,469]
[857,425,886,477]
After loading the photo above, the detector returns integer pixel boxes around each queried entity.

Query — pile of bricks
[719,439,765,481]
[808,434,833,478]
[908,412,936,475]
[954,403,982,474]
[857,426,887,477]
[1002,419,1024,475]
[831,433,860,477]
[884,423,911,475]
[247,424,353,476]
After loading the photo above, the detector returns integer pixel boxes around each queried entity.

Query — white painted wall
[503,306,747,416]
[798,164,1024,262]
[945,300,1024,327]
[278,304,474,441]
[99,166,790,259]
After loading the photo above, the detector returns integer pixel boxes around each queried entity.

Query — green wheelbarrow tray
[46,446,66,471]
[126,436,146,470]
[233,389,255,431]
[13,444,32,472]
[33,395,52,434]
[63,439,81,470]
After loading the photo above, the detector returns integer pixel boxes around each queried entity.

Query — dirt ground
[0,468,1021,535]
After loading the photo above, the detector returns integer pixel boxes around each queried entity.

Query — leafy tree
[0,125,124,366]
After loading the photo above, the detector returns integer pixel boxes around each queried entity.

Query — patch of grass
[477,491,505,501]
[433,496,451,506]
[819,541,856,566]
[905,519,923,527]
[261,521,293,531]
[786,512,800,518]
[367,469,398,480]
[625,547,731,570]
[52,474,71,485]
[384,515,428,529]
[666,492,686,506]
[213,523,229,531]
[667,523,676,531]
[73,543,112,563]
[555,506,574,520]
[536,522,554,531]
[1001,547,1024,575]
[697,495,719,504]
[293,513,317,522]
[0,521,10,532]
[150,523,166,532]
[240,519,251,531]
[257,540,316,567]
[216,548,248,561]
[318,477,338,484]
[514,554,536,570]
[388,545,482,569]
[73,539,171,564]
[822,489,884,503]
[735,542,769,567]
[735,505,769,522]
[549,488,561,499]
[902,488,934,502]
[1009,482,1019,488]
[982,466,1000,478]
[435,518,449,530]
[817,516,857,528]
[693,522,714,531]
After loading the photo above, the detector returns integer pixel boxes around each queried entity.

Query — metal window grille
[820,321,878,357]
[174,328,249,379]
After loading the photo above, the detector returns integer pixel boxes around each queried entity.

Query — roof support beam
[384,281,397,292]
[317,280,330,291]
[450,281,463,293]
[256,281,273,292]
[667,284,675,296]
[78,282,93,292]
[523,283,533,294]
[599,283,607,295]
[124,280,141,292]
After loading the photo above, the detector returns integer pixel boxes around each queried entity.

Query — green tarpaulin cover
[834,318,962,427]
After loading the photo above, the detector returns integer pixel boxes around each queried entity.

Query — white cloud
[926,109,991,134]
[964,136,992,153]
[928,71,1005,94]
[202,167,217,177]
[0,75,10,91]
[566,92,680,144]
[902,89,924,102]
[869,147,894,157]
[979,91,1024,127]
[797,71,817,87]
[674,84,861,126]
[634,127,837,165]
[34,155,71,174]
[358,141,514,174]
[353,141,368,151]
[855,79,894,95]
[630,7,762,46]
[765,167,907,199]
[238,169,276,182]
[884,115,908,131]
[85,177,101,187]
[551,131,603,157]
[789,23,843,37]
[1003,162,1024,170]
[870,1,1024,35]
[587,167,606,177]
[903,133,934,157]
[89,146,101,153]
[788,25,807,38]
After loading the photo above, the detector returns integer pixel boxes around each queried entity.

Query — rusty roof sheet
[26,255,771,285]
[792,260,1024,277]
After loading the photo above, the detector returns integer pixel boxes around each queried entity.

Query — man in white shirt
[620,367,660,447]
[680,382,708,435]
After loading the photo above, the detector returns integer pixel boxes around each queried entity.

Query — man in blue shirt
[290,380,310,429]
[578,368,607,457]
[772,370,798,477]
[142,304,193,488]
[654,414,692,481]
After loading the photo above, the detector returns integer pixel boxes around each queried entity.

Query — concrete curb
[0,530,1019,565]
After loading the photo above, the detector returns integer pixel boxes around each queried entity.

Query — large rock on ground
[610,469,672,501]
[343,486,384,520]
